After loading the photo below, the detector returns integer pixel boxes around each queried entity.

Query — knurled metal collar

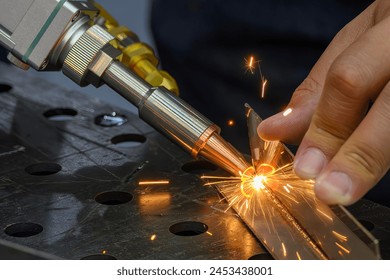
[62,25,114,86]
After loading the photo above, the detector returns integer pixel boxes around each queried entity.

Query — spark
[332,231,348,242]
[150,234,157,241]
[283,108,293,117]
[206,231,213,236]
[317,208,333,221]
[244,56,268,98]
[282,242,287,257]
[335,242,350,254]
[227,119,235,126]
[102,250,107,255]
[245,56,256,74]
[138,180,169,186]
[257,60,267,99]
[296,251,301,260]
[249,56,254,68]
[261,79,268,99]
[202,161,327,259]
[202,156,316,222]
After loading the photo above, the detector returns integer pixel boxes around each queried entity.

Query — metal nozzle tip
[198,133,251,177]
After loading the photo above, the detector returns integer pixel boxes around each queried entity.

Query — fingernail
[315,172,352,204]
[294,148,326,178]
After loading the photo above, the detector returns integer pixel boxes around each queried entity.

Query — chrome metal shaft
[102,61,250,176]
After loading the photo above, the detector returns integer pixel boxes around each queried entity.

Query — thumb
[257,77,321,144]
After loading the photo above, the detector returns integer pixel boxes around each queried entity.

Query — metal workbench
[0,62,389,259]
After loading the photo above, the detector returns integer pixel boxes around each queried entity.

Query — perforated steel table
[0,62,388,260]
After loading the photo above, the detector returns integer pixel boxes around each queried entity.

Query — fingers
[294,16,390,180]
[257,77,320,144]
[258,4,376,144]
[314,82,390,205]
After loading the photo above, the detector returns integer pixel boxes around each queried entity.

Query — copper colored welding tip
[198,132,251,177]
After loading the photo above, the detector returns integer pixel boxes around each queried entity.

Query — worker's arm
[258,0,390,205]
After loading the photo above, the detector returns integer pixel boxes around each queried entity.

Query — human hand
[257,0,390,205]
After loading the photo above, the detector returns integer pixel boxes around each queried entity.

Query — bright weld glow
[138,180,169,186]
[150,234,157,241]
[283,108,293,117]
[239,166,267,197]
[253,175,266,190]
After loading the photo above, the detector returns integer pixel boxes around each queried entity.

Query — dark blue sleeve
[0,46,8,63]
